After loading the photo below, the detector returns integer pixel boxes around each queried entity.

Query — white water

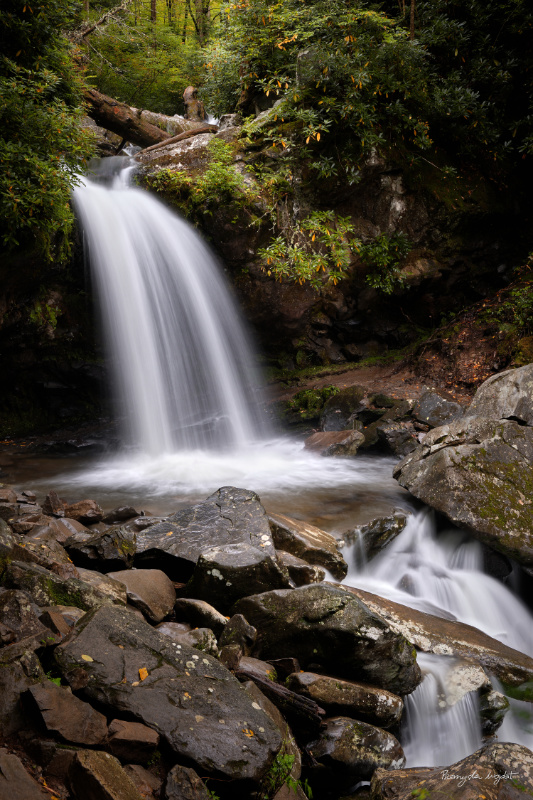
[73,158,268,455]
[344,510,533,765]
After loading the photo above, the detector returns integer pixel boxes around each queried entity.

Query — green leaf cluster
[359,232,411,294]
[0,0,95,260]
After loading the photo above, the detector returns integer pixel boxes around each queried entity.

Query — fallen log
[137,124,219,156]
[84,88,171,149]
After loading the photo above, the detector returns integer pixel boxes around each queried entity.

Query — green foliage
[261,751,313,800]
[359,232,411,294]
[285,385,339,420]
[144,137,259,218]
[483,257,533,335]
[29,297,62,329]
[258,211,358,288]
[0,0,95,260]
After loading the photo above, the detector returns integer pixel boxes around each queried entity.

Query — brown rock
[107,568,175,623]
[0,748,49,799]
[163,765,211,800]
[63,499,103,524]
[108,719,160,764]
[42,491,66,517]
[287,672,403,728]
[277,550,326,585]
[269,513,347,580]
[124,765,162,799]
[26,681,108,745]
[68,750,144,800]
[304,429,364,456]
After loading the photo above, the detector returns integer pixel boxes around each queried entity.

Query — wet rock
[54,605,282,783]
[108,719,160,764]
[219,614,257,654]
[0,589,50,642]
[124,765,162,800]
[42,491,66,517]
[63,499,104,524]
[371,741,533,799]
[107,568,175,623]
[233,584,421,696]
[467,364,533,424]
[164,627,219,657]
[65,528,137,572]
[308,716,404,787]
[413,389,464,428]
[13,531,79,581]
[376,421,418,457]
[102,507,140,524]
[277,551,326,585]
[25,681,108,745]
[479,687,510,735]
[346,585,533,692]
[0,640,45,734]
[184,541,290,613]
[304,430,365,457]
[342,511,408,561]
[163,765,211,800]
[0,748,49,799]
[394,417,533,567]
[320,386,366,431]
[286,672,403,728]
[135,486,278,581]
[34,516,93,544]
[68,749,144,800]
[173,598,227,636]
[2,560,126,611]
[269,513,347,580]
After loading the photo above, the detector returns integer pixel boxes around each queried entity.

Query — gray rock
[54,605,282,783]
[394,417,533,567]
[76,567,129,606]
[0,748,49,799]
[107,568,175,623]
[25,681,108,745]
[277,551,326,585]
[185,541,290,613]
[65,527,137,572]
[304,430,365,457]
[163,627,219,657]
[343,511,408,561]
[320,386,366,431]
[0,589,50,642]
[287,672,403,728]
[135,487,277,581]
[233,584,421,696]
[68,750,144,800]
[269,513,347,579]
[219,614,257,654]
[371,742,533,799]
[376,421,418,457]
[467,364,533,424]
[413,389,464,428]
[173,598,227,636]
[308,716,404,786]
[0,640,45,734]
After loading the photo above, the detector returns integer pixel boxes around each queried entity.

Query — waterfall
[73,157,269,455]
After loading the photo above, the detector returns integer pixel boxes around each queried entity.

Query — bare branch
[69,0,133,42]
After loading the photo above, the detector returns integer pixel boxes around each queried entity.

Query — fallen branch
[137,124,219,156]
[70,0,132,41]
[84,88,171,148]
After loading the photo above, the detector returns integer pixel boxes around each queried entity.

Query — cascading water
[73,157,269,455]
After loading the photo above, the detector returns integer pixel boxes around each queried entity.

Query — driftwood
[235,665,325,739]
[137,124,219,156]
[84,88,171,149]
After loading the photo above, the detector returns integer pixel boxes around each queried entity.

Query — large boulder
[233,584,421,696]
[346,586,533,694]
[394,417,533,567]
[54,605,282,784]
[269,513,347,579]
[371,741,533,800]
[107,568,176,623]
[467,364,533,424]
[135,487,279,581]
[413,389,464,428]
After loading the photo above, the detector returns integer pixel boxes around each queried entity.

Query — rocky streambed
[2,366,533,799]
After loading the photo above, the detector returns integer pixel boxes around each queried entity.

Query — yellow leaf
[316,132,321,141]
[139,667,149,681]
[81,654,93,662]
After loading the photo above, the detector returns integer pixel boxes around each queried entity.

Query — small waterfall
[73,158,269,455]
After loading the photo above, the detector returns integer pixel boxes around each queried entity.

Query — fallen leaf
[139,667,149,681]
[81,654,93,662]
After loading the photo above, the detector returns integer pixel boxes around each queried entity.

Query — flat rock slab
[234,584,421,696]
[287,672,403,728]
[269,513,347,579]
[304,430,364,457]
[54,605,281,783]
[135,487,277,580]
[68,750,144,800]
[107,568,175,623]
[26,680,108,745]
[0,748,49,799]
[346,585,533,694]
[371,741,533,800]
[394,417,533,567]
[108,718,160,763]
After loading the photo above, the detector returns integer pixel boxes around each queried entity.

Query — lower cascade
[73,158,270,455]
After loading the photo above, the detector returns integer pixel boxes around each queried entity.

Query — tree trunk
[84,88,171,148]
[410,0,415,39]
[151,0,156,23]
